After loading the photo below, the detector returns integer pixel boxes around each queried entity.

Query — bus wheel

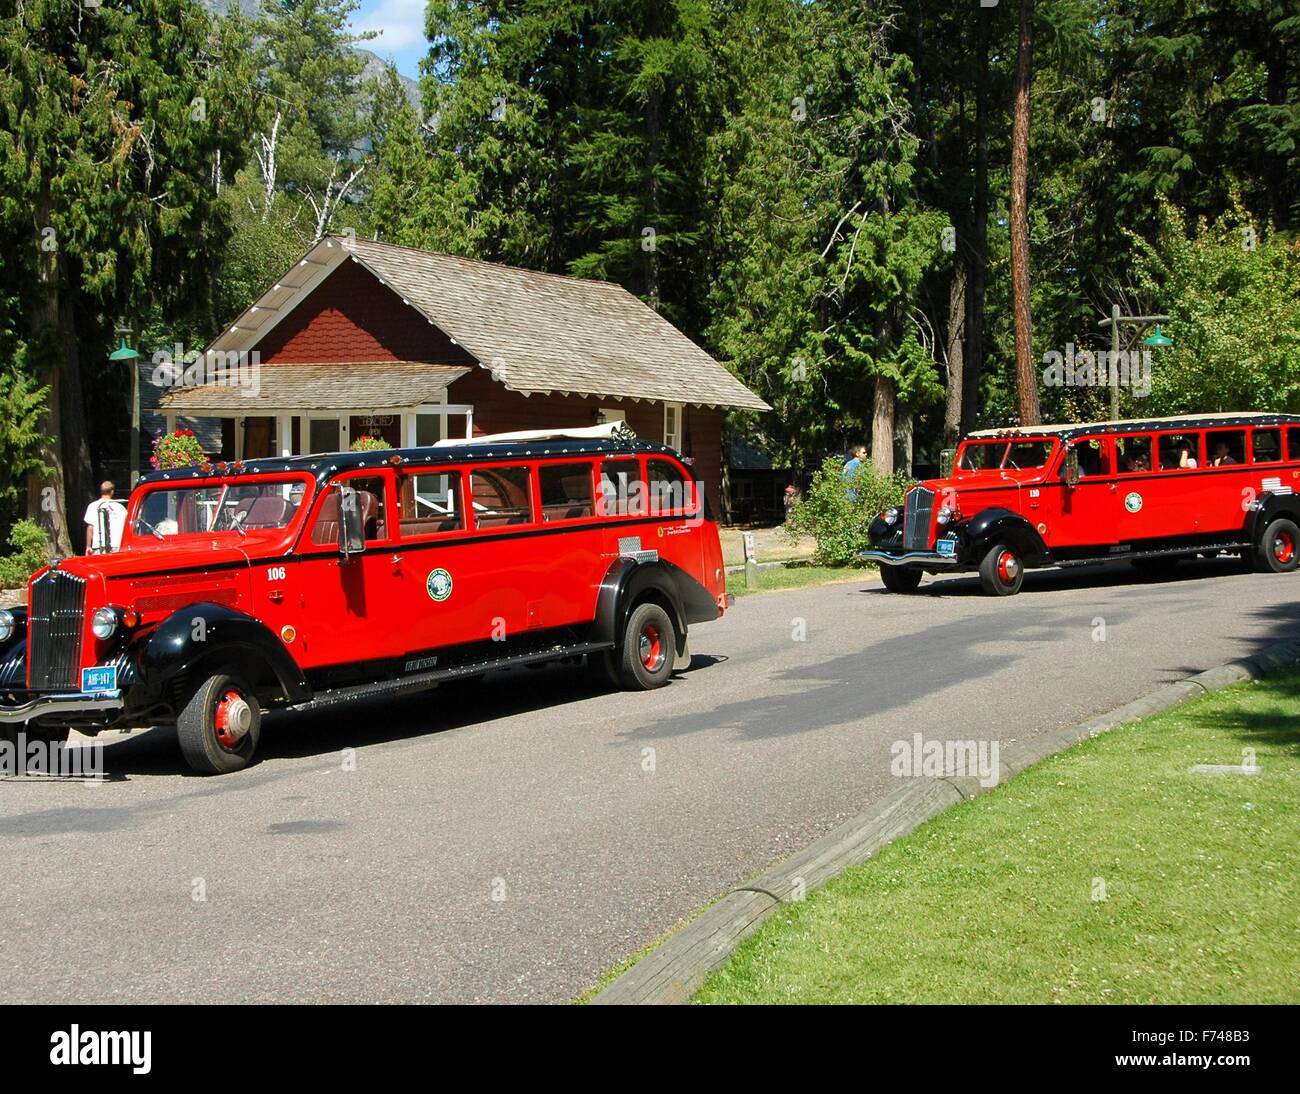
[617,602,677,690]
[177,673,261,775]
[978,543,1024,596]
[1254,517,1300,574]
[880,566,923,593]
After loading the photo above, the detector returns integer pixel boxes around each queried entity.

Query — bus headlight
[91,607,119,640]
[937,505,957,525]
[0,609,13,643]
[882,508,900,526]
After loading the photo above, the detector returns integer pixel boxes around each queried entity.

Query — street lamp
[109,325,142,485]
[1098,307,1172,419]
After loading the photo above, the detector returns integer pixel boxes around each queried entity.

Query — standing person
[843,444,867,502]
[84,481,127,554]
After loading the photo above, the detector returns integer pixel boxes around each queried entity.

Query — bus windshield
[134,480,307,538]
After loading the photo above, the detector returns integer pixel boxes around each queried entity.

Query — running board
[1055,543,1250,568]
[292,641,613,711]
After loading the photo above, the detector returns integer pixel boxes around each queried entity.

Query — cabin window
[1251,429,1283,463]
[398,471,464,538]
[539,462,595,522]
[599,459,646,517]
[1115,435,1153,473]
[1157,433,1201,470]
[663,403,683,451]
[310,476,388,546]
[1005,441,1053,469]
[958,442,1008,471]
[1289,428,1300,462]
[647,458,696,515]
[471,466,532,528]
[1207,430,1245,467]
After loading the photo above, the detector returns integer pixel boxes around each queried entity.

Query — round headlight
[91,607,119,641]
[882,508,900,526]
[937,505,956,525]
[0,609,13,643]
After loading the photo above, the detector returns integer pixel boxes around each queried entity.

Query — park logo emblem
[426,568,453,602]
[1124,491,1144,514]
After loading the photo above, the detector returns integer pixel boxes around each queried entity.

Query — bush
[350,434,392,451]
[785,454,912,566]
[0,519,51,589]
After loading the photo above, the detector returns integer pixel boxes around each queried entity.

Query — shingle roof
[156,361,470,413]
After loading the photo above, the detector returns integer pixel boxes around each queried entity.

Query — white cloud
[352,0,428,54]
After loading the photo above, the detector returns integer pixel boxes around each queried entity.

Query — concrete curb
[589,636,1300,1005]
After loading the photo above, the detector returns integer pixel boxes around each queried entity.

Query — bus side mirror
[337,485,366,558]
[1064,446,1080,487]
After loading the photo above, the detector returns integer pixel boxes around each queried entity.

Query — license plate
[81,666,117,693]
[936,539,956,558]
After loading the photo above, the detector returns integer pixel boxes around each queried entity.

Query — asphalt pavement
[1,558,1296,1003]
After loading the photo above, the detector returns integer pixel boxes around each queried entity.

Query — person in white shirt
[84,481,128,554]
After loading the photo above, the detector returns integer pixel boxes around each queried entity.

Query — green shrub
[0,519,51,589]
[785,454,912,566]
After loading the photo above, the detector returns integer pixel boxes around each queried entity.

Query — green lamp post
[109,329,142,485]
[1143,325,1173,348]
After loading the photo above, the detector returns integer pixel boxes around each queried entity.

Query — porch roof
[156,361,471,415]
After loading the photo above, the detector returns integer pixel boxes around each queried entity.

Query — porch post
[277,413,293,456]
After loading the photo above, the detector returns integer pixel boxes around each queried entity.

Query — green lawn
[697,670,1300,1004]
[727,563,870,598]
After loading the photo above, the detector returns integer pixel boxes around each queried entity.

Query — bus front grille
[28,570,86,689]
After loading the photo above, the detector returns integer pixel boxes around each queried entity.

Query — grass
[727,563,871,598]
[696,670,1300,1004]
[719,526,815,566]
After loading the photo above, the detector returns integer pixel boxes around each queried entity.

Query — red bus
[863,412,1300,595]
[0,429,727,773]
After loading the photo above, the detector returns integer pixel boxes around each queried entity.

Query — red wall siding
[258,260,472,365]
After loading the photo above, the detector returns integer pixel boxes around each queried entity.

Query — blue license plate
[936,539,956,558]
[81,666,117,693]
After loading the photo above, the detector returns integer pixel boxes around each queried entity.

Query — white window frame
[663,401,683,451]
[403,402,474,447]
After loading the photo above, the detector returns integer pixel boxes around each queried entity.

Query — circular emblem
[280,625,296,644]
[426,568,453,602]
[1124,491,1144,514]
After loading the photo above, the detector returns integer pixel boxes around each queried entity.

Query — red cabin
[0,428,727,773]
[863,412,1300,595]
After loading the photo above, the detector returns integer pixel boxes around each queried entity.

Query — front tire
[1254,517,1300,574]
[177,673,261,775]
[615,602,677,690]
[978,542,1024,596]
[879,566,923,593]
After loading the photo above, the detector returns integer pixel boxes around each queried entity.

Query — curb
[589,635,1300,1005]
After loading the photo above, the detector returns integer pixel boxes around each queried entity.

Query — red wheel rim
[1274,530,1295,564]
[639,623,665,671]
[996,550,1019,584]
[213,688,251,750]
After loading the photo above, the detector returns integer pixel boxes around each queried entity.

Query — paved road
[1,559,1297,1003]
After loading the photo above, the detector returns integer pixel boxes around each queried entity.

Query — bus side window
[1290,428,1300,462]
[1157,432,1200,470]
[1115,435,1152,473]
[599,459,645,516]
[647,458,696,515]
[1207,430,1245,466]
[1251,429,1282,463]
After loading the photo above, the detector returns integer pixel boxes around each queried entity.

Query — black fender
[136,602,311,712]
[593,558,715,657]
[0,607,28,687]
[1244,490,1300,544]
[960,508,1053,566]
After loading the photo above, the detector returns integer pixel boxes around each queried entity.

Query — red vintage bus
[863,412,1300,595]
[0,428,727,773]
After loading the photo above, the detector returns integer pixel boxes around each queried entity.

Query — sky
[349,0,427,80]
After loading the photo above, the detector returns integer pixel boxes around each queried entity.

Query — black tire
[1254,517,1300,574]
[978,542,1024,596]
[879,566,923,593]
[176,673,261,775]
[615,601,677,690]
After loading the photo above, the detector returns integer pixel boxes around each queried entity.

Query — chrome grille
[903,487,935,551]
[28,569,86,689]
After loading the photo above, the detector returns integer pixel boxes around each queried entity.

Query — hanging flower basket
[151,428,206,470]
[350,434,392,452]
